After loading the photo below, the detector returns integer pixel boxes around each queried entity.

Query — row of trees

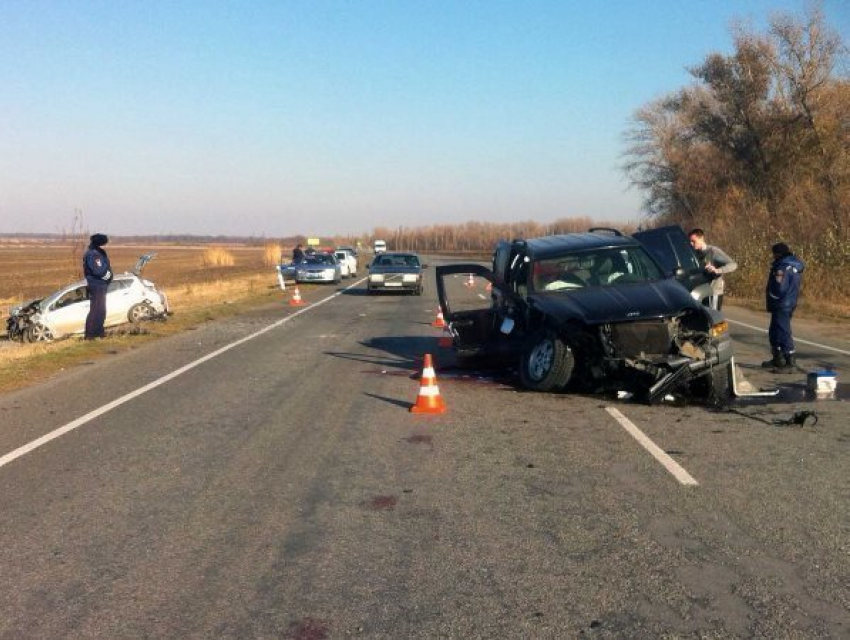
[622,6,848,305]
[363,217,632,254]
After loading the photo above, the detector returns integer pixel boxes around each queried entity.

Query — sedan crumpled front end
[6,299,42,341]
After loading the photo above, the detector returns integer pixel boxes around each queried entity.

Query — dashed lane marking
[605,407,699,486]
[0,279,366,471]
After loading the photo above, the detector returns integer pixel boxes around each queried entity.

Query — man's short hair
[688,228,705,239]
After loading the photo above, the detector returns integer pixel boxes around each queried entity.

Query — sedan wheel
[518,329,574,392]
[128,303,155,323]
[25,323,54,343]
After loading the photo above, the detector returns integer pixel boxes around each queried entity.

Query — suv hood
[530,278,698,324]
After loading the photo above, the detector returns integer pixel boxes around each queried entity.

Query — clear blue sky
[1,1,846,237]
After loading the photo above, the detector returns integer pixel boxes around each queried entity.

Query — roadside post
[276,265,286,291]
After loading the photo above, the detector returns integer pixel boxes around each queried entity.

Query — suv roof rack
[588,227,623,236]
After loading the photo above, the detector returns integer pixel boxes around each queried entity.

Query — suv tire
[519,329,574,392]
[690,362,732,405]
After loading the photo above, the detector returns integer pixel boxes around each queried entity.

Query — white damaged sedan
[6,253,170,342]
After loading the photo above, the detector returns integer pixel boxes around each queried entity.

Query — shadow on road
[362,392,412,409]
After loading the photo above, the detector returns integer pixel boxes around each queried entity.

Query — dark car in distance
[368,252,425,295]
[436,228,734,404]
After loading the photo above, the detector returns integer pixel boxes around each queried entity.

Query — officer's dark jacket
[84,246,113,289]
[766,254,805,311]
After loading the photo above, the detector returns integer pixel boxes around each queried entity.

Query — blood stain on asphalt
[289,617,328,640]
[405,434,433,445]
[368,495,398,510]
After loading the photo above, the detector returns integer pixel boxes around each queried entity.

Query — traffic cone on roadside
[289,286,305,306]
[432,309,446,328]
[410,353,447,414]
[464,273,475,288]
[485,281,492,292]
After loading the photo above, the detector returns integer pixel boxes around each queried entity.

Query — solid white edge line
[0,279,365,471]
[727,319,850,356]
[605,407,699,486]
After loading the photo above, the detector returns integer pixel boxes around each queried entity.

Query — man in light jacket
[688,228,738,311]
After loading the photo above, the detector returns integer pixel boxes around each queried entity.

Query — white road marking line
[477,293,487,300]
[0,281,361,471]
[605,407,699,486]
[727,319,850,356]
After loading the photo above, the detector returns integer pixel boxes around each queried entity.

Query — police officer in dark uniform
[762,242,805,372]
[83,233,113,339]
[292,243,305,263]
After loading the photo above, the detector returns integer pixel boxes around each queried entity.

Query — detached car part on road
[436,229,734,403]
[6,253,170,343]
[368,252,425,295]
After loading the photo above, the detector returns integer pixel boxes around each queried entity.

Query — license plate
[385,282,402,287]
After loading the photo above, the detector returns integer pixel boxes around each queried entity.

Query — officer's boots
[776,353,797,373]
[761,349,783,369]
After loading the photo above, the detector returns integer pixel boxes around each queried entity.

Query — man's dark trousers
[85,286,107,339]
[769,308,794,354]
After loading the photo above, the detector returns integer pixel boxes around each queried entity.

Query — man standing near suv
[688,228,737,310]
[763,242,805,372]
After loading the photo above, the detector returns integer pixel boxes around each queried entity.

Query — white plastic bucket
[806,370,837,398]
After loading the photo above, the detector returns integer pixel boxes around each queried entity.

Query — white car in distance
[334,250,358,278]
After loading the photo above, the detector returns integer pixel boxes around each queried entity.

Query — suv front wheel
[519,329,574,392]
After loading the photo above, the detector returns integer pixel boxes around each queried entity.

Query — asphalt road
[1,260,848,638]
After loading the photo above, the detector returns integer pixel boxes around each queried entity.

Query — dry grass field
[0,242,284,305]
[0,241,290,392]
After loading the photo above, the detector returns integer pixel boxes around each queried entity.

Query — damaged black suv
[435,228,734,403]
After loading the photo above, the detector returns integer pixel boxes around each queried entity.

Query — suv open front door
[435,264,503,355]
[633,226,711,299]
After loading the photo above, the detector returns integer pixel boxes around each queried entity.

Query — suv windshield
[531,246,663,292]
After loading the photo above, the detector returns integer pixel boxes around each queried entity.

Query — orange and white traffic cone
[485,281,492,292]
[410,353,447,414]
[432,309,446,328]
[464,273,475,288]
[289,286,305,306]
